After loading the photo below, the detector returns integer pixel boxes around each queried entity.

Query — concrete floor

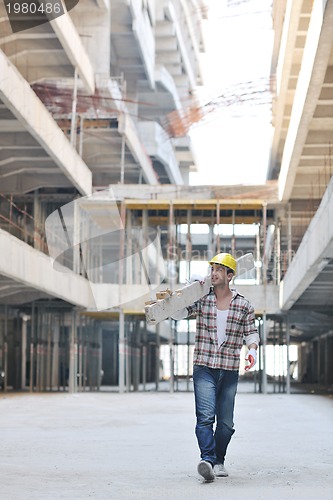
[0,389,332,500]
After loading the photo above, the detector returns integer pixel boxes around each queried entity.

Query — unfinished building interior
[0,0,333,395]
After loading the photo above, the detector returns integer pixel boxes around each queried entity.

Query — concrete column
[33,190,41,251]
[133,320,140,392]
[70,67,78,149]
[46,313,52,391]
[125,320,131,393]
[126,210,133,284]
[141,210,148,285]
[20,316,28,390]
[155,324,160,391]
[287,202,292,265]
[4,305,8,393]
[186,319,191,392]
[328,336,333,385]
[169,320,174,394]
[286,315,291,394]
[207,225,214,260]
[73,200,80,275]
[168,202,176,288]
[52,317,60,390]
[324,335,328,386]
[118,201,126,393]
[186,210,192,279]
[276,222,281,284]
[261,314,268,394]
[231,210,236,257]
[142,329,147,391]
[120,80,127,184]
[29,303,35,392]
[262,203,267,285]
[119,310,125,393]
[36,307,41,392]
[216,201,220,254]
[256,226,261,284]
[68,310,77,394]
[97,325,103,391]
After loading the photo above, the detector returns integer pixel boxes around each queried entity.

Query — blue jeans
[193,365,239,465]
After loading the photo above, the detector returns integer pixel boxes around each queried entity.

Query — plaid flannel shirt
[187,287,259,371]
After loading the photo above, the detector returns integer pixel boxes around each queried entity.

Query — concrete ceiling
[270,0,333,338]
[270,0,333,203]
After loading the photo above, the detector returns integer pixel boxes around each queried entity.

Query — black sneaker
[197,460,215,481]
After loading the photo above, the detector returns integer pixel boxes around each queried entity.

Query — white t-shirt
[216,309,229,346]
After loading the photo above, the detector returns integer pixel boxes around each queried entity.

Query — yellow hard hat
[208,253,237,274]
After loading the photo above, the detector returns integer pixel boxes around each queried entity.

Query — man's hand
[245,348,257,371]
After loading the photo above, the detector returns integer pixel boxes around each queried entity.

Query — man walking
[172,252,259,481]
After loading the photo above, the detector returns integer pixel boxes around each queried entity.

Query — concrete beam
[0,50,92,195]
[50,11,95,94]
[143,281,280,325]
[278,0,333,201]
[129,0,155,89]
[275,0,303,95]
[0,173,74,194]
[155,64,182,110]
[137,121,183,184]
[0,229,94,308]
[236,284,280,315]
[164,3,196,89]
[118,113,159,185]
[144,279,212,325]
[280,177,333,309]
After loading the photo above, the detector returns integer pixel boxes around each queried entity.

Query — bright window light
[180,223,259,236]
[179,224,209,234]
